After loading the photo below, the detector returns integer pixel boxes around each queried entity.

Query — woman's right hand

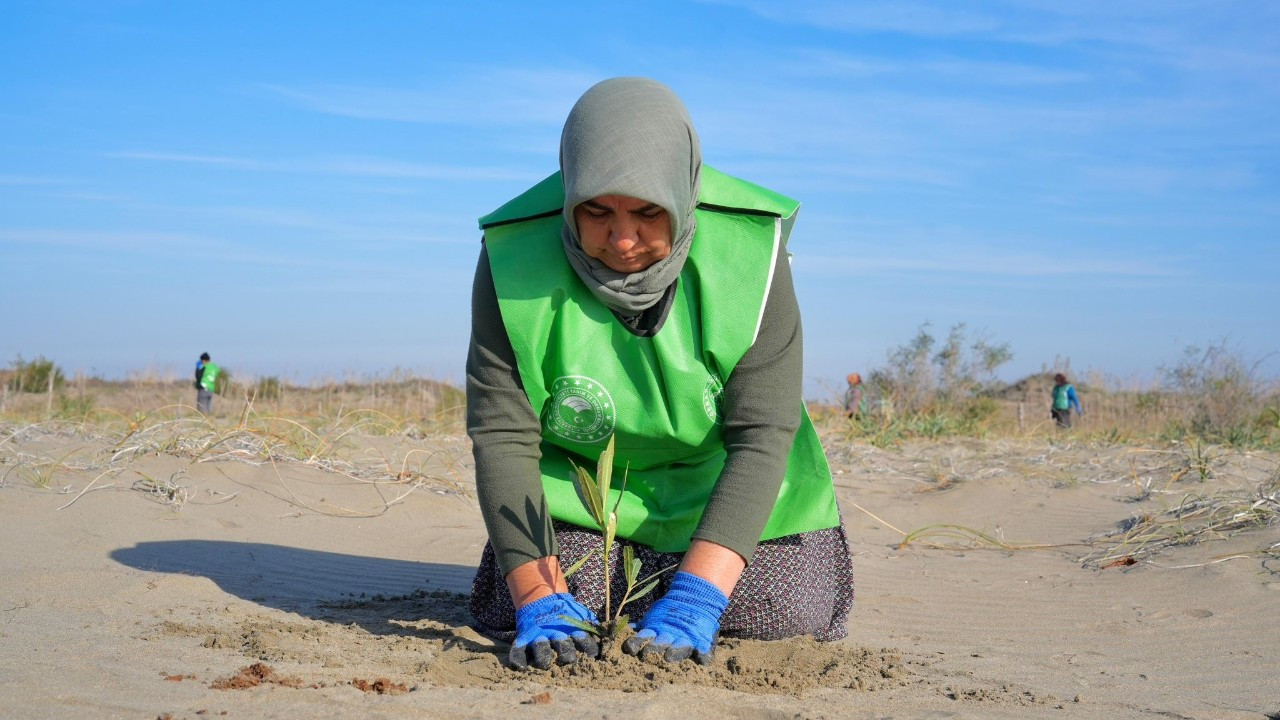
[509,593,600,669]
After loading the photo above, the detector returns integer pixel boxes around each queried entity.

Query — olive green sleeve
[692,244,804,563]
[466,244,559,576]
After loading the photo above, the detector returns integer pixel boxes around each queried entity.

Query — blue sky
[2,1,1277,397]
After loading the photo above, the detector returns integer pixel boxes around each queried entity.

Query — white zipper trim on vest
[751,216,782,345]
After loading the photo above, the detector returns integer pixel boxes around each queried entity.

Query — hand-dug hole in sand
[163,590,907,696]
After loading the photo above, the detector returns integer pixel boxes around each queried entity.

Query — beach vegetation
[213,367,232,395]
[821,323,1011,446]
[1159,340,1278,448]
[1173,438,1220,483]
[2,445,81,489]
[1082,465,1280,570]
[132,469,189,508]
[6,355,65,393]
[254,376,283,401]
[802,330,1277,450]
[56,393,96,420]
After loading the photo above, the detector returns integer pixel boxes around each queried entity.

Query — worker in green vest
[1050,373,1083,428]
[194,352,220,414]
[466,77,852,671]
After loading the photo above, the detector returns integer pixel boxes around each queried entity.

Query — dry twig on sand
[131,469,191,508]
[1082,468,1280,569]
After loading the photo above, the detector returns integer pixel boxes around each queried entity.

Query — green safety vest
[199,363,221,393]
[1053,384,1072,410]
[479,166,840,552]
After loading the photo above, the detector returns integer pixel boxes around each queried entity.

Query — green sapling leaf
[560,616,603,636]
[624,545,641,586]
[569,461,605,528]
[596,434,615,501]
[628,578,662,603]
[610,615,630,637]
[604,511,617,554]
[562,547,597,579]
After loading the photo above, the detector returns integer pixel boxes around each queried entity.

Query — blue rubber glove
[509,593,600,670]
[623,571,728,665]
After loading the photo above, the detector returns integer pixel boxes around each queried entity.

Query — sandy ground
[2,421,1278,720]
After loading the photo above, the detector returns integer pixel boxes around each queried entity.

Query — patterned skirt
[469,519,854,643]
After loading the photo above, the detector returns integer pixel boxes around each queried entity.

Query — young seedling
[564,434,673,638]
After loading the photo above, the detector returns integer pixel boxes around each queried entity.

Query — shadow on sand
[112,540,486,646]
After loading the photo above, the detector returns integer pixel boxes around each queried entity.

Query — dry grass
[0,376,471,519]
[0,375,465,433]
[6,373,1277,569]
[809,367,1279,450]
[1081,461,1280,570]
[817,425,1280,571]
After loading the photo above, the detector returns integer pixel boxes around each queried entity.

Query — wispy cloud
[0,226,469,274]
[781,49,1090,86]
[0,174,71,185]
[729,158,964,191]
[311,156,538,182]
[107,150,539,182]
[799,244,1183,279]
[183,204,476,245]
[262,66,599,126]
[0,228,208,251]
[1078,161,1258,195]
[710,0,1280,94]
[106,151,256,167]
[58,189,141,202]
[702,0,1000,36]
[687,84,1223,202]
[713,0,1278,51]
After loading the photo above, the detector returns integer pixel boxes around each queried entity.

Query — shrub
[7,355,65,393]
[1160,341,1277,446]
[56,393,95,419]
[864,323,1012,436]
[254,376,283,401]
[214,367,232,395]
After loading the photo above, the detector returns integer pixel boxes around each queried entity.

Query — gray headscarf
[560,77,702,315]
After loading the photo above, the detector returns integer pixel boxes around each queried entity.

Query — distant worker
[194,352,221,414]
[844,373,864,419]
[1050,373,1083,428]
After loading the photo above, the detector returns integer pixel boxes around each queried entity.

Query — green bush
[868,323,1012,417]
[859,323,1012,439]
[254,376,283,401]
[961,395,1000,427]
[1160,341,1277,447]
[56,393,95,419]
[214,367,231,396]
[7,355,65,393]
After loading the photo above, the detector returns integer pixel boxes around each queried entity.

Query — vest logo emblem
[703,373,725,424]
[546,375,616,444]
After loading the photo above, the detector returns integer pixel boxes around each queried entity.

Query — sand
[2,420,1277,719]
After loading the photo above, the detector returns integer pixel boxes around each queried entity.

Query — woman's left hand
[624,571,728,665]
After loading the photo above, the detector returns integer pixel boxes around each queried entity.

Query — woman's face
[573,195,673,273]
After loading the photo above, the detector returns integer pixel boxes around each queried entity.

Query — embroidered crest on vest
[545,375,617,444]
[702,373,725,425]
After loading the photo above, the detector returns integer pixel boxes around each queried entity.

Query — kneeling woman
[466,77,853,670]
